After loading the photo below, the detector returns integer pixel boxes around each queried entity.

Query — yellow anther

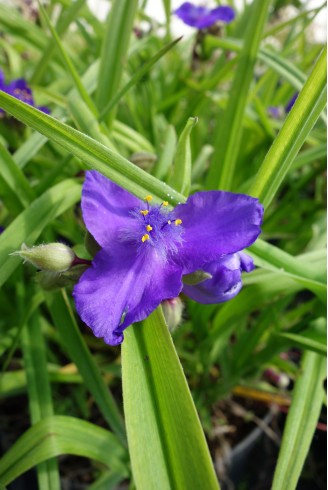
[162,201,168,206]
[140,210,149,216]
[146,225,153,232]
[175,219,182,226]
[144,195,153,202]
[142,234,150,243]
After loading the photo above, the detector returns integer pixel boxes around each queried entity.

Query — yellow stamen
[142,234,150,243]
[162,201,168,206]
[175,219,182,226]
[140,210,149,216]
[146,225,153,232]
[144,195,153,202]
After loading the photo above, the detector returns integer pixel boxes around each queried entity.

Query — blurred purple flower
[268,92,299,119]
[285,93,298,113]
[268,106,281,119]
[73,171,263,345]
[174,2,235,29]
[0,70,49,114]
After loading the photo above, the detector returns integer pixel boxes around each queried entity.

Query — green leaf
[122,307,220,490]
[204,36,307,92]
[153,125,177,180]
[0,369,82,397]
[264,4,325,38]
[31,0,87,84]
[206,0,271,190]
[168,117,197,196]
[88,469,126,490]
[0,141,35,207]
[162,0,171,38]
[0,4,47,52]
[45,290,126,444]
[207,270,302,361]
[292,143,326,171]
[0,416,128,487]
[278,317,326,356]
[99,37,182,121]
[37,0,96,113]
[278,332,326,356]
[249,239,327,302]
[250,48,327,208]
[272,351,326,490]
[68,96,116,148]
[0,92,185,205]
[96,0,138,124]
[21,311,60,490]
[0,179,81,287]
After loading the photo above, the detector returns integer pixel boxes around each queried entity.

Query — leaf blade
[122,308,220,490]
[272,351,326,490]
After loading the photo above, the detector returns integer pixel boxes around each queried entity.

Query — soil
[0,389,326,489]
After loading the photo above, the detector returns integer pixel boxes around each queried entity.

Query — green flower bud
[161,297,184,332]
[12,243,75,272]
[182,269,212,286]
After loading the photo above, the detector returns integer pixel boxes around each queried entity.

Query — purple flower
[0,69,50,114]
[73,171,263,345]
[174,2,235,29]
[285,93,298,113]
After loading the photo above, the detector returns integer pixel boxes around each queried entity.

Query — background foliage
[0,0,326,489]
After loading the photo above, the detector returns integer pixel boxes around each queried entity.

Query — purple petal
[9,78,30,90]
[175,2,235,28]
[285,93,298,113]
[173,191,263,272]
[73,243,183,345]
[239,251,254,272]
[0,70,5,88]
[183,252,252,304]
[211,6,235,23]
[37,105,51,114]
[81,170,142,248]
[268,106,281,119]
[7,79,34,105]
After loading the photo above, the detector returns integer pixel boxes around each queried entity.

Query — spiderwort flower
[73,171,263,345]
[174,2,235,29]
[0,69,49,114]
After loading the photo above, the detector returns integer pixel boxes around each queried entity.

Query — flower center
[126,195,183,257]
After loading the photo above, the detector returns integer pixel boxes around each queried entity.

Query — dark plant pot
[220,410,277,490]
